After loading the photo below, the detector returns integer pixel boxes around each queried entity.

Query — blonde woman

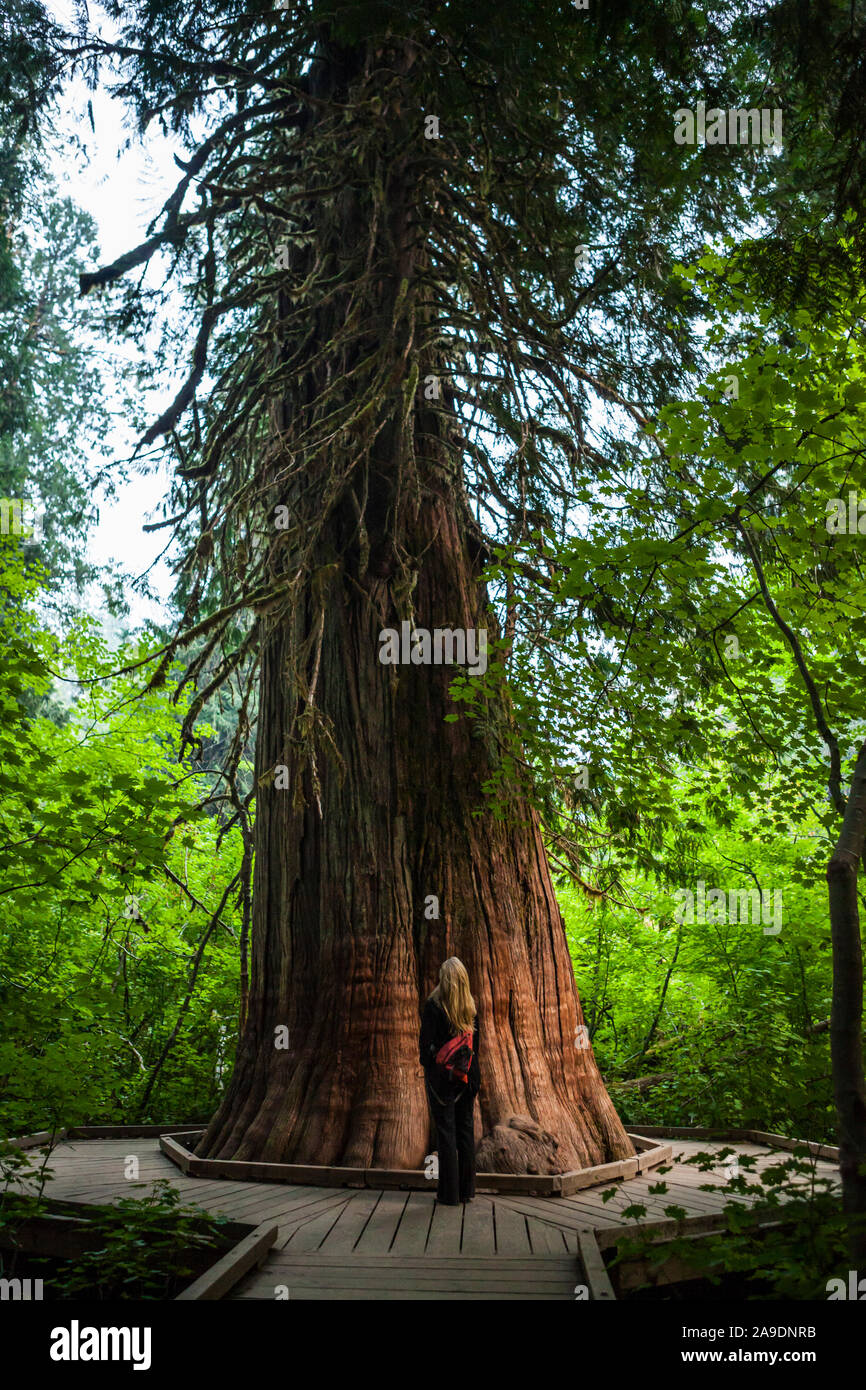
[419,957,480,1206]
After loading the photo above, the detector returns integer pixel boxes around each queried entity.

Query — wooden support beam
[576,1227,616,1300]
[176,1221,279,1301]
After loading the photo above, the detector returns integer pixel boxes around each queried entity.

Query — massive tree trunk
[827,739,866,1261]
[196,30,633,1176]
[197,483,633,1173]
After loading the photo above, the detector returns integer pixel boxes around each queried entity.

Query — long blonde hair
[432,957,476,1033]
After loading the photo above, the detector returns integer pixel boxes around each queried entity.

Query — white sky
[45,0,195,628]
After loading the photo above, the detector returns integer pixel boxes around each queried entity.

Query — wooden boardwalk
[16,1134,840,1300]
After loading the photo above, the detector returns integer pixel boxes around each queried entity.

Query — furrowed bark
[196,28,633,1176]
[827,740,866,1261]
[196,477,633,1172]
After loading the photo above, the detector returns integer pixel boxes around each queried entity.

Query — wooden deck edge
[159,1132,643,1197]
[5,1123,206,1145]
[175,1221,279,1301]
[626,1134,674,1173]
[559,1156,638,1194]
[67,1124,207,1140]
[595,1210,730,1250]
[627,1125,754,1140]
[599,1212,802,1295]
[595,1207,798,1251]
[576,1227,617,1300]
[743,1129,840,1161]
[473,1172,561,1196]
[637,1144,673,1172]
[628,1125,840,1161]
[160,1133,193,1173]
[3,1128,68,1150]
[626,1131,659,1152]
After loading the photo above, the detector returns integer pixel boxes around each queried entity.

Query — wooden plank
[362,1168,427,1191]
[526,1216,567,1254]
[46,1179,181,1200]
[499,1194,618,1232]
[628,1125,840,1162]
[610,1169,724,1199]
[279,1200,353,1254]
[176,1222,278,1301]
[191,1185,314,1220]
[518,1191,627,1224]
[50,1151,171,1167]
[47,1162,178,1180]
[615,1165,730,1196]
[264,1184,353,1228]
[4,1128,68,1150]
[388,1192,436,1255]
[636,1143,673,1172]
[17,1182,109,1203]
[42,1181,141,1202]
[492,1201,531,1255]
[191,1195,296,1223]
[38,1171,126,1191]
[29,1146,153,1162]
[53,1182,254,1216]
[42,1151,135,1168]
[265,1190,350,1222]
[55,1137,159,1150]
[48,1168,185,1189]
[354,1190,409,1252]
[255,1269,574,1292]
[745,1130,840,1161]
[181,1152,370,1187]
[644,1181,732,1213]
[272,1192,351,1231]
[160,1135,191,1173]
[576,1227,616,1301]
[262,1254,577,1269]
[165,1180,272,1204]
[70,1126,204,1140]
[628,1126,752,1141]
[238,1257,575,1299]
[44,1152,166,1166]
[626,1132,660,1152]
[459,1198,496,1255]
[244,1279,572,1299]
[234,1286,569,1300]
[261,1193,353,1239]
[560,1157,639,1194]
[424,1200,464,1255]
[596,1210,800,1281]
[474,1172,561,1196]
[595,1211,729,1250]
[196,1182,345,1212]
[318,1190,383,1253]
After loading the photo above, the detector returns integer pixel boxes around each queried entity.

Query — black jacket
[419,995,480,1099]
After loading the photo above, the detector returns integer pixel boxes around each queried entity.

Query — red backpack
[435,1029,474,1086]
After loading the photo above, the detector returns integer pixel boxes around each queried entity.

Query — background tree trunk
[827,740,866,1261]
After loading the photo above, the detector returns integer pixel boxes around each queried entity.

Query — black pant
[425,1079,476,1204]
